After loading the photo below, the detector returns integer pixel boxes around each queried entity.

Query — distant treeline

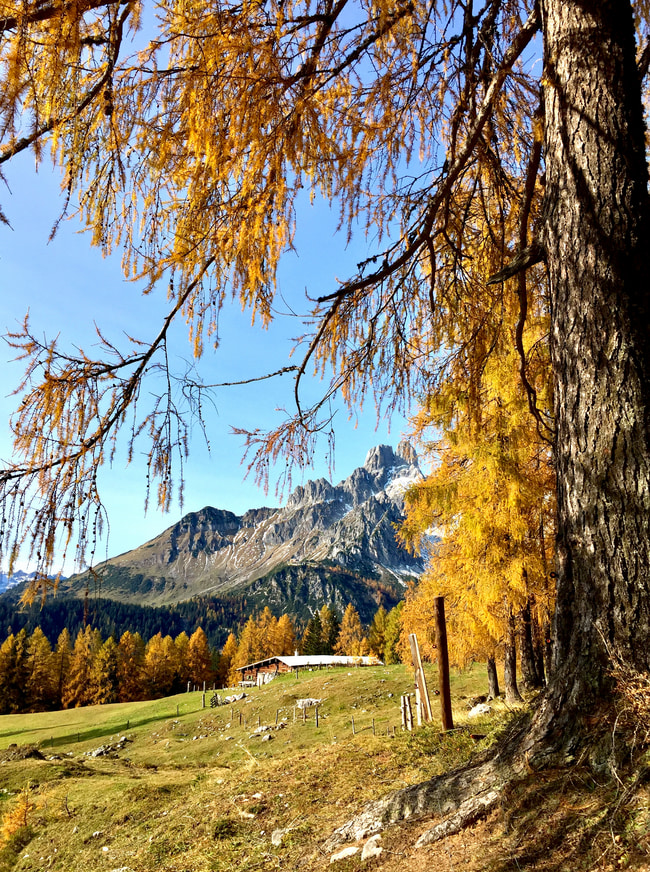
[0,594,252,650]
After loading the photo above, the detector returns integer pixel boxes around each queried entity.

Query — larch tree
[143,632,178,696]
[217,632,239,687]
[334,604,366,656]
[89,636,120,704]
[63,626,101,708]
[0,629,29,714]
[399,289,554,701]
[187,627,213,686]
[256,608,279,659]
[174,631,191,688]
[25,627,56,711]
[117,630,146,702]
[274,614,297,656]
[0,0,646,762]
[53,628,73,709]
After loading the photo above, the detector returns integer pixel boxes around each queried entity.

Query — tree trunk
[486,654,500,699]
[541,0,650,716]
[504,611,523,703]
[532,614,546,687]
[518,598,541,690]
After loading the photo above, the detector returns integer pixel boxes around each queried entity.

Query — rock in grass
[271,828,287,846]
[361,834,383,860]
[330,846,360,863]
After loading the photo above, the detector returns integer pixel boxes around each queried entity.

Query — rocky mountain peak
[363,444,398,473]
[59,444,428,621]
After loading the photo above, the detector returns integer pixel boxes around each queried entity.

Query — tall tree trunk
[518,595,541,690]
[504,611,523,704]
[541,0,650,714]
[486,654,500,699]
[532,612,546,687]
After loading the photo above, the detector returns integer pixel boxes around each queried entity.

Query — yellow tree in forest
[25,627,55,711]
[400,300,554,700]
[218,632,239,687]
[274,614,297,656]
[0,629,29,714]
[62,627,102,708]
[117,630,145,702]
[256,608,278,659]
[144,633,178,696]
[53,628,73,709]
[89,636,120,704]
[187,627,213,686]
[174,631,191,688]
[334,604,366,657]
[233,616,263,669]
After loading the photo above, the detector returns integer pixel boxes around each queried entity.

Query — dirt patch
[0,745,44,763]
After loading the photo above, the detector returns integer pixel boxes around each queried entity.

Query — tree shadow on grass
[483,764,650,872]
[5,709,185,751]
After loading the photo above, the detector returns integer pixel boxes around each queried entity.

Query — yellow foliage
[0,0,585,588]
[0,789,36,844]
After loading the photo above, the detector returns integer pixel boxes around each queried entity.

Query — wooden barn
[236,654,381,684]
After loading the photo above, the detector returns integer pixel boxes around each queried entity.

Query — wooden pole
[351,716,355,735]
[408,633,434,722]
[434,596,454,731]
[315,706,319,728]
[405,695,413,731]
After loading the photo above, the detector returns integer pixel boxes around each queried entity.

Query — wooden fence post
[434,596,454,731]
[408,633,434,723]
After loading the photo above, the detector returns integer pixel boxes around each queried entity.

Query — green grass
[0,663,509,872]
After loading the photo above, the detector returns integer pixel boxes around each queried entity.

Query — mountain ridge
[53,443,428,621]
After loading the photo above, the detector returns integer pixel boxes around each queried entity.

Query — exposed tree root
[323,687,639,856]
[322,757,513,852]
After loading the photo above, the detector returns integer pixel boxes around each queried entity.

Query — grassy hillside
[0,664,648,872]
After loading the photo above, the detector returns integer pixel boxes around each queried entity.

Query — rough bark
[532,615,546,687]
[518,598,541,690]
[504,610,523,703]
[487,654,500,699]
[540,0,650,723]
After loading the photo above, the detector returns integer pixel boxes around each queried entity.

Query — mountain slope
[58,443,427,621]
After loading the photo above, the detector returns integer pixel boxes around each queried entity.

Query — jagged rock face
[60,445,427,614]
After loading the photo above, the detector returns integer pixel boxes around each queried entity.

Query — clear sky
[0,150,412,572]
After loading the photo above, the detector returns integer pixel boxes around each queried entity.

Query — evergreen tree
[301,614,324,656]
[319,606,340,655]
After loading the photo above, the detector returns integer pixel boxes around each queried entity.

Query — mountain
[55,442,428,623]
[0,569,37,595]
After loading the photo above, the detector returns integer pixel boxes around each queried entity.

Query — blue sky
[0,150,412,571]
